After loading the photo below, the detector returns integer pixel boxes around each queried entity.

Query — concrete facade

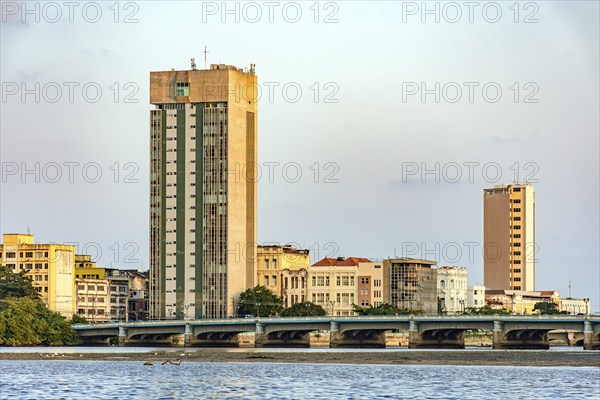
[149,63,258,319]
[384,258,438,314]
[0,233,75,317]
[484,183,535,291]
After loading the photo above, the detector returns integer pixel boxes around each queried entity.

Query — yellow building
[75,254,105,279]
[150,63,258,319]
[0,233,75,317]
[484,183,535,291]
[485,289,559,314]
[257,245,310,308]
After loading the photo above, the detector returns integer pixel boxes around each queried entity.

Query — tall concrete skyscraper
[483,183,535,291]
[149,63,257,319]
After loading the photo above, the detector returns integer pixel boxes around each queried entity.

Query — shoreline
[1,349,599,367]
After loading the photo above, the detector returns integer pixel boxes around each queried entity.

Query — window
[25,252,33,258]
[26,264,32,270]
[35,252,43,258]
[513,217,521,221]
[272,275,277,287]
[514,243,521,247]
[513,251,521,256]
[6,252,16,258]
[264,259,269,269]
[514,225,521,230]
[175,82,190,96]
[474,300,478,305]
[513,234,521,238]
[272,259,277,269]
[513,277,521,282]
[513,269,521,273]
[513,208,521,213]
[514,286,521,290]
[375,264,381,269]
[264,276,270,286]
[513,199,521,203]
[44,252,48,257]
[514,260,521,264]
[35,263,42,269]
[77,285,85,290]
[97,285,104,291]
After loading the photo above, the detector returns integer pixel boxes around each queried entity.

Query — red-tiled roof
[312,258,339,266]
[312,257,371,267]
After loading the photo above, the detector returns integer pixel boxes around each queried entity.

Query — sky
[1,1,598,310]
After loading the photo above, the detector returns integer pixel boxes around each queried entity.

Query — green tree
[0,265,38,302]
[463,305,511,315]
[281,301,326,317]
[70,314,89,324]
[353,303,423,316]
[532,301,563,315]
[0,266,79,346]
[236,286,283,317]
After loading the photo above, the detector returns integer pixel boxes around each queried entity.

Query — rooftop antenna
[191,58,197,70]
[568,281,572,298]
[203,46,209,69]
[27,225,30,234]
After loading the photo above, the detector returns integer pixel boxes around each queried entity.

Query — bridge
[73,315,600,350]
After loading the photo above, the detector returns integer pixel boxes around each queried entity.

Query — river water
[1,357,599,399]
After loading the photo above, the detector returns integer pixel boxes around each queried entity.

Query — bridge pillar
[492,320,504,349]
[583,321,599,350]
[407,320,420,348]
[254,323,266,347]
[118,326,127,347]
[329,321,342,348]
[184,323,193,347]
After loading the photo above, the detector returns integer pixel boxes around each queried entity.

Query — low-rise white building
[467,285,486,309]
[436,266,468,314]
[560,297,590,315]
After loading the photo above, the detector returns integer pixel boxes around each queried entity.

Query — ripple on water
[0,361,599,399]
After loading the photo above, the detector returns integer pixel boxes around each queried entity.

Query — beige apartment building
[256,245,310,308]
[484,183,535,291]
[308,257,372,316]
[0,233,75,317]
[384,258,438,314]
[149,63,258,319]
[357,261,385,308]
